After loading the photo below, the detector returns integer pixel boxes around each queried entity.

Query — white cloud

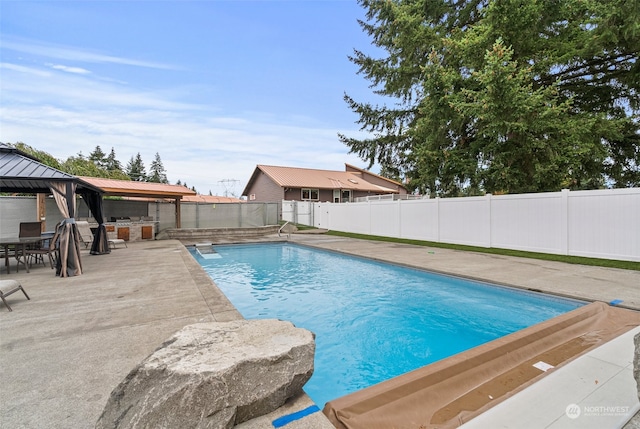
[0,62,51,77]
[48,63,91,74]
[1,64,195,111]
[2,37,178,70]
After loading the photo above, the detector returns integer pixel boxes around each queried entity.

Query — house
[241,164,407,203]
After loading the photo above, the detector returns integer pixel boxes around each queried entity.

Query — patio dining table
[0,236,44,274]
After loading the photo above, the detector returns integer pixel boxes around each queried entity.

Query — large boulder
[635,333,640,399]
[96,319,315,429]
[626,333,640,429]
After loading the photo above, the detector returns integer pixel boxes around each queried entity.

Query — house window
[301,188,319,200]
[342,190,351,202]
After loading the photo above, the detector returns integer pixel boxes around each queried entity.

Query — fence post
[264,203,267,226]
[435,197,441,243]
[561,189,569,255]
[397,198,402,238]
[311,202,315,227]
[368,199,372,235]
[486,193,492,248]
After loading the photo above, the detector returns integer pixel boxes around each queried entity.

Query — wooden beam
[36,193,46,232]
[175,198,181,228]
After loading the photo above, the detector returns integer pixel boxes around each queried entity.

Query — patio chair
[15,221,43,267]
[108,237,127,249]
[19,221,42,238]
[0,279,30,311]
[76,220,127,250]
[26,223,61,269]
[75,221,94,249]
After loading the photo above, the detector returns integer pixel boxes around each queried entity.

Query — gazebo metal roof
[0,142,102,194]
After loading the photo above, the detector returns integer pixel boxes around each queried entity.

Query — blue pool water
[190,243,584,407]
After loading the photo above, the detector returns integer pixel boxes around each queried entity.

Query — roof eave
[100,189,185,199]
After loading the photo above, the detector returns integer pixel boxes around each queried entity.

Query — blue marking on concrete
[272,405,320,428]
[609,299,624,306]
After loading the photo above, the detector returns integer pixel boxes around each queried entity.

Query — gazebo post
[37,193,46,232]
[175,197,181,229]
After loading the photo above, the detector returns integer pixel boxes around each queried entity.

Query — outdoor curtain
[78,189,110,255]
[47,181,82,277]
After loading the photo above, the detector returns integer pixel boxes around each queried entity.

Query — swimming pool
[189,243,584,407]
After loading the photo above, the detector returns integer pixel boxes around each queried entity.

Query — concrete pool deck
[0,234,638,428]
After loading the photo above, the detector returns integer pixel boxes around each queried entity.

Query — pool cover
[323,301,640,429]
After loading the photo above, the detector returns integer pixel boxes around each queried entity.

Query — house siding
[246,171,285,202]
[285,188,385,203]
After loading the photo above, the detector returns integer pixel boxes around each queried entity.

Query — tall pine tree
[126,153,147,182]
[341,0,640,196]
[89,146,107,170]
[148,152,168,184]
[105,147,122,172]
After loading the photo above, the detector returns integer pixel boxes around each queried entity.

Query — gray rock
[627,333,640,429]
[635,333,640,399]
[96,319,315,429]
[623,410,640,429]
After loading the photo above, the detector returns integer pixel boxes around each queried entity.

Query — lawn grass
[324,230,640,271]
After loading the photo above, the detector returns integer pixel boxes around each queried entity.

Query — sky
[0,0,384,197]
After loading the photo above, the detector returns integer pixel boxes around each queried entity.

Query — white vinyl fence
[282,201,314,227]
[283,188,640,262]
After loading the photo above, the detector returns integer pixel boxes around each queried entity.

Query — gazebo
[0,143,107,276]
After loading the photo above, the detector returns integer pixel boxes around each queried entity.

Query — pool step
[194,243,222,259]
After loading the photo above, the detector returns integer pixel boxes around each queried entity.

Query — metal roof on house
[181,194,244,203]
[344,163,405,187]
[0,142,102,194]
[78,176,197,199]
[242,164,404,196]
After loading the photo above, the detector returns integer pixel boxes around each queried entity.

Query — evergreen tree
[148,152,168,183]
[103,147,130,180]
[105,147,122,172]
[341,0,640,196]
[89,146,107,169]
[126,153,147,182]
